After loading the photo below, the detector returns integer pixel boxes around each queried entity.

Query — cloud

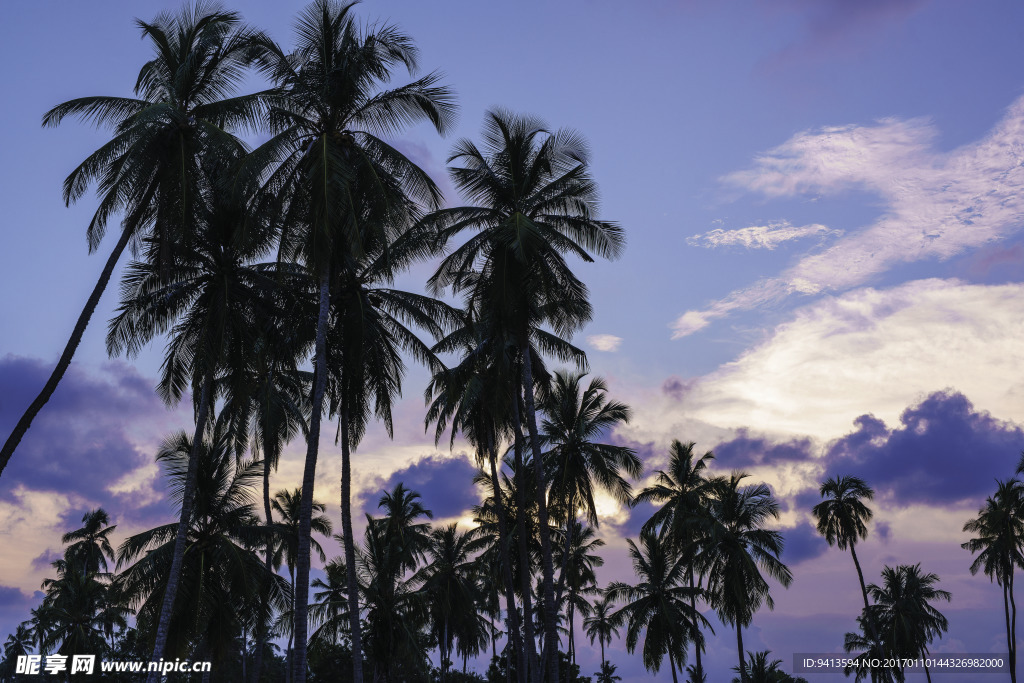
[713,429,815,468]
[586,334,622,352]
[688,221,839,250]
[676,279,1024,441]
[823,390,1024,506]
[781,520,830,565]
[369,454,481,520]
[675,96,1024,335]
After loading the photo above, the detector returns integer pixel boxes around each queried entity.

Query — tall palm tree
[309,557,351,652]
[553,521,604,667]
[253,6,455,679]
[429,109,625,683]
[867,564,950,683]
[606,527,708,683]
[812,476,880,643]
[583,595,620,671]
[634,440,719,678]
[62,508,117,575]
[703,473,793,683]
[962,478,1024,683]
[1,4,265,479]
[541,371,640,621]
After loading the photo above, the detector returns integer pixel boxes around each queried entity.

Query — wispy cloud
[674,96,1024,337]
[688,221,839,250]
[587,334,623,352]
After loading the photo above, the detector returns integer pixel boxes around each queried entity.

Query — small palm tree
[731,650,809,683]
[703,473,793,683]
[62,508,117,575]
[869,564,951,683]
[593,661,622,683]
[583,595,620,670]
[607,527,708,683]
[962,478,1024,683]
[812,476,879,642]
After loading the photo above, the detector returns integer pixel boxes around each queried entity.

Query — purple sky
[3,1,1024,680]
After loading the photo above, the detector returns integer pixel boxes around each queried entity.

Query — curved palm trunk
[487,437,526,683]
[512,400,540,683]
[850,543,883,649]
[669,653,679,683]
[0,227,133,478]
[689,568,703,677]
[736,624,747,683]
[145,375,213,683]
[520,345,560,683]
[340,401,365,683]
[292,270,332,683]
[1011,568,1018,683]
[1004,580,1016,683]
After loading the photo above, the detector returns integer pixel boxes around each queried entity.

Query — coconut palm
[962,478,1024,683]
[1,4,266,480]
[703,473,793,683]
[0,624,33,682]
[429,108,624,683]
[606,527,709,683]
[583,595,620,671]
[593,661,622,683]
[116,426,288,673]
[731,650,809,683]
[867,565,950,683]
[634,440,719,677]
[253,4,455,672]
[812,476,880,643]
[62,509,117,575]
[309,557,351,652]
[553,520,604,667]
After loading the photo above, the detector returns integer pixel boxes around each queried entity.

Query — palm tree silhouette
[583,594,621,671]
[703,473,793,683]
[607,527,708,683]
[1,4,266,480]
[962,478,1024,683]
[61,508,117,575]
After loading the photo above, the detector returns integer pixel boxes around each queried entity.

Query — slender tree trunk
[520,344,560,683]
[252,449,275,683]
[1011,568,1018,683]
[850,543,883,649]
[340,400,365,683]
[0,226,133,478]
[545,514,575,674]
[600,639,605,669]
[1004,581,1014,683]
[487,436,526,683]
[669,654,679,683]
[512,399,540,683]
[291,269,332,683]
[737,624,747,683]
[144,375,213,683]
[689,568,703,678]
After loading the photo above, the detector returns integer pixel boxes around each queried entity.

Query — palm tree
[62,508,117,575]
[731,650,809,683]
[593,661,622,683]
[429,109,625,683]
[309,557,351,652]
[116,426,288,674]
[1,4,265,480]
[812,476,880,643]
[583,595,620,670]
[962,478,1024,683]
[253,6,455,679]
[37,557,118,659]
[606,527,708,683]
[867,564,951,683]
[541,371,640,629]
[0,624,33,682]
[553,521,604,667]
[634,440,719,677]
[704,473,793,683]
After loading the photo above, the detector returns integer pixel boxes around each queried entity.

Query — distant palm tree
[593,661,622,683]
[554,521,604,667]
[309,556,351,651]
[962,478,1024,683]
[607,527,708,683]
[583,595,620,670]
[0,624,33,682]
[1,4,265,481]
[731,650,809,683]
[429,109,624,683]
[704,473,793,683]
[813,476,880,643]
[869,564,950,683]
[62,508,117,575]
[634,440,719,677]
[252,5,454,678]
[843,615,900,683]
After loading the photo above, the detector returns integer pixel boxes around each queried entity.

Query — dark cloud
[661,376,692,401]
[713,429,815,468]
[875,520,892,543]
[0,356,167,502]
[782,521,829,565]
[616,500,661,539]
[823,390,1024,506]
[30,548,62,572]
[0,586,31,609]
[370,454,480,520]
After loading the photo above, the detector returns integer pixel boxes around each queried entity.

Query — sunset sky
[3,1,1024,680]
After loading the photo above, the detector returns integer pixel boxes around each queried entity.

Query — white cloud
[587,334,623,352]
[637,279,1024,447]
[674,96,1024,336]
[688,221,839,249]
